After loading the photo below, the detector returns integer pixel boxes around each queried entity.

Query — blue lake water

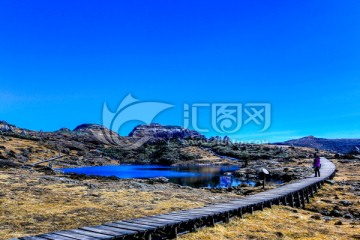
[60,164,258,188]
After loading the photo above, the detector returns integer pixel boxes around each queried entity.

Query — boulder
[339,200,353,206]
[311,214,321,220]
[330,209,343,217]
[334,220,343,225]
[325,180,336,185]
[148,177,169,183]
[0,160,20,168]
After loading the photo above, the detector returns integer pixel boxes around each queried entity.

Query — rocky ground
[233,156,314,183]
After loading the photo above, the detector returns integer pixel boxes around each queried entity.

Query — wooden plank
[142,215,184,223]
[154,215,198,222]
[240,197,274,201]
[203,204,245,209]
[135,216,182,226]
[155,214,196,221]
[67,229,114,239]
[94,225,139,234]
[199,205,243,211]
[104,222,153,231]
[104,222,150,232]
[36,234,75,240]
[153,216,193,223]
[81,226,135,236]
[155,213,193,219]
[208,203,253,209]
[191,206,238,214]
[167,211,214,219]
[52,231,100,240]
[185,208,227,214]
[20,237,48,240]
[194,205,240,211]
[125,219,172,227]
[190,208,237,214]
[141,216,182,225]
[199,205,239,210]
[125,218,170,225]
[204,203,240,208]
[113,221,157,231]
[165,211,210,218]
[251,192,286,197]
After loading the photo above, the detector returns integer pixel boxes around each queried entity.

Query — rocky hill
[0,121,213,167]
[276,136,360,154]
[129,123,206,140]
[0,121,338,168]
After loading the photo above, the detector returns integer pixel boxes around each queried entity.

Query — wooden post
[295,192,301,208]
[224,212,230,223]
[305,188,310,203]
[238,208,243,219]
[260,203,264,211]
[310,186,314,197]
[145,233,152,240]
[282,196,287,206]
[263,175,266,189]
[289,194,294,208]
[209,216,215,227]
[190,221,197,232]
[301,190,306,209]
[250,206,254,214]
[171,226,178,239]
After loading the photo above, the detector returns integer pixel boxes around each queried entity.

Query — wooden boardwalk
[13,157,336,240]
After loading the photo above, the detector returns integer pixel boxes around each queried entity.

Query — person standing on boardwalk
[313,154,321,177]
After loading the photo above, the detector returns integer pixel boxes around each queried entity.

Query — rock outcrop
[73,124,110,133]
[129,123,205,140]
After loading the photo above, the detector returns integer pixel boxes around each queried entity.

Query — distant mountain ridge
[276,136,360,154]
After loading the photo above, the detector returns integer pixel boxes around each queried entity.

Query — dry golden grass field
[0,135,359,239]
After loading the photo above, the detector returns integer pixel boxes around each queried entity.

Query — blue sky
[1,0,360,142]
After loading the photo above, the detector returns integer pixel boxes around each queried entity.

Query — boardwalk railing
[13,157,336,240]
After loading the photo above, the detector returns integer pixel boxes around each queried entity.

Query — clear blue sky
[1,0,360,142]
